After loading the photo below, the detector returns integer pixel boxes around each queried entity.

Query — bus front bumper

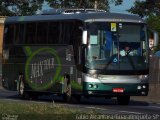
[83,82,149,96]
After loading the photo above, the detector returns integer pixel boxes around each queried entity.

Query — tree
[46,0,124,12]
[0,0,14,16]
[128,0,160,50]
[128,0,160,32]
[128,0,160,18]
[0,0,123,16]
[46,0,110,11]
[0,0,44,16]
[147,14,160,32]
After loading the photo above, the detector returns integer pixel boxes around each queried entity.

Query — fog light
[89,84,93,88]
[93,84,98,89]
[137,86,142,90]
[142,85,146,89]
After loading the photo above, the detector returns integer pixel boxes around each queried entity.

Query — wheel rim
[20,81,24,95]
[66,84,71,97]
[63,76,71,101]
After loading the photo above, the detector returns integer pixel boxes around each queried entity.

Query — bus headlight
[88,84,93,88]
[139,75,148,81]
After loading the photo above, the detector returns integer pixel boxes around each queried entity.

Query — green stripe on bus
[71,81,82,90]
[18,16,25,21]
[24,46,32,56]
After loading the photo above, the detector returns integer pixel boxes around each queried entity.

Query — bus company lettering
[25,47,61,90]
[30,58,55,78]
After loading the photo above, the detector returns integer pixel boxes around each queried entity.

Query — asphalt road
[0,88,160,119]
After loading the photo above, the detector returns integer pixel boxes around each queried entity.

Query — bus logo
[25,47,61,90]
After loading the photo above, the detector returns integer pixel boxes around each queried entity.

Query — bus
[2,9,149,105]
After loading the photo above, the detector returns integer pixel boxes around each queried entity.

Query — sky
[41,0,136,14]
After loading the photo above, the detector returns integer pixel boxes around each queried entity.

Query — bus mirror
[82,30,87,44]
[153,31,159,47]
[148,29,159,49]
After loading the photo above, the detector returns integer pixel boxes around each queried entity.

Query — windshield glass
[85,22,148,71]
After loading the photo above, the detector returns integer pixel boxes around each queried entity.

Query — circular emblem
[25,48,61,90]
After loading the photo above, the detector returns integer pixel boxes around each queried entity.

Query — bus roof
[5,12,145,24]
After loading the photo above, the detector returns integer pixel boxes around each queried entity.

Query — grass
[0,101,96,120]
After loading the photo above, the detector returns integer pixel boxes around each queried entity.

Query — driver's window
[119,42,141,56]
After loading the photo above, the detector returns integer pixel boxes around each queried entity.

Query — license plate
[112,88,124,93]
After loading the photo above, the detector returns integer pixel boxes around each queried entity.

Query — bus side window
[25,23,36,44]
[4,24,15,45]
[48,22,59,44]
[37,22,48,44]
[15,24,25,44]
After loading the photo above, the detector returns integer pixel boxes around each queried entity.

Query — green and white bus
[2,9,149,105]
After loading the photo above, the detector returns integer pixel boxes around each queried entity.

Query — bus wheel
[117,96,130,105]
[63,75,71,102]
[18,75,27,99]
[19,76,24,96]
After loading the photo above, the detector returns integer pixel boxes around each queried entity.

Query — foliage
[128,0,160,32]
[46,0,124,11]
[128,0,160,50]
[0,0,124,16]
[128,0,160,18]
[146,14,160,33]
[0,0,13,16]
[46,0,110,11]
[0,0,44,16]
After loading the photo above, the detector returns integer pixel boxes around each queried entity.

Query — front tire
[117,96,130,105]
[18,75,29,99]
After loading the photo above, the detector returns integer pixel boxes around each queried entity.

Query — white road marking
[119,111,143,114]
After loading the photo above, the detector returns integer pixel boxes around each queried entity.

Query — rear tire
[63,75,72,102]
[117,96,130,105]
[18,75,25,97]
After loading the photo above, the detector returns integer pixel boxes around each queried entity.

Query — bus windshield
[85,22,148,71]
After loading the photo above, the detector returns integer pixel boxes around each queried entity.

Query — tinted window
[48,22,59,44]
[15,24,25,44]
[37,22,48,44]
[4,24,15,44]
[61,22,73,44]
[25,23,36,44]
